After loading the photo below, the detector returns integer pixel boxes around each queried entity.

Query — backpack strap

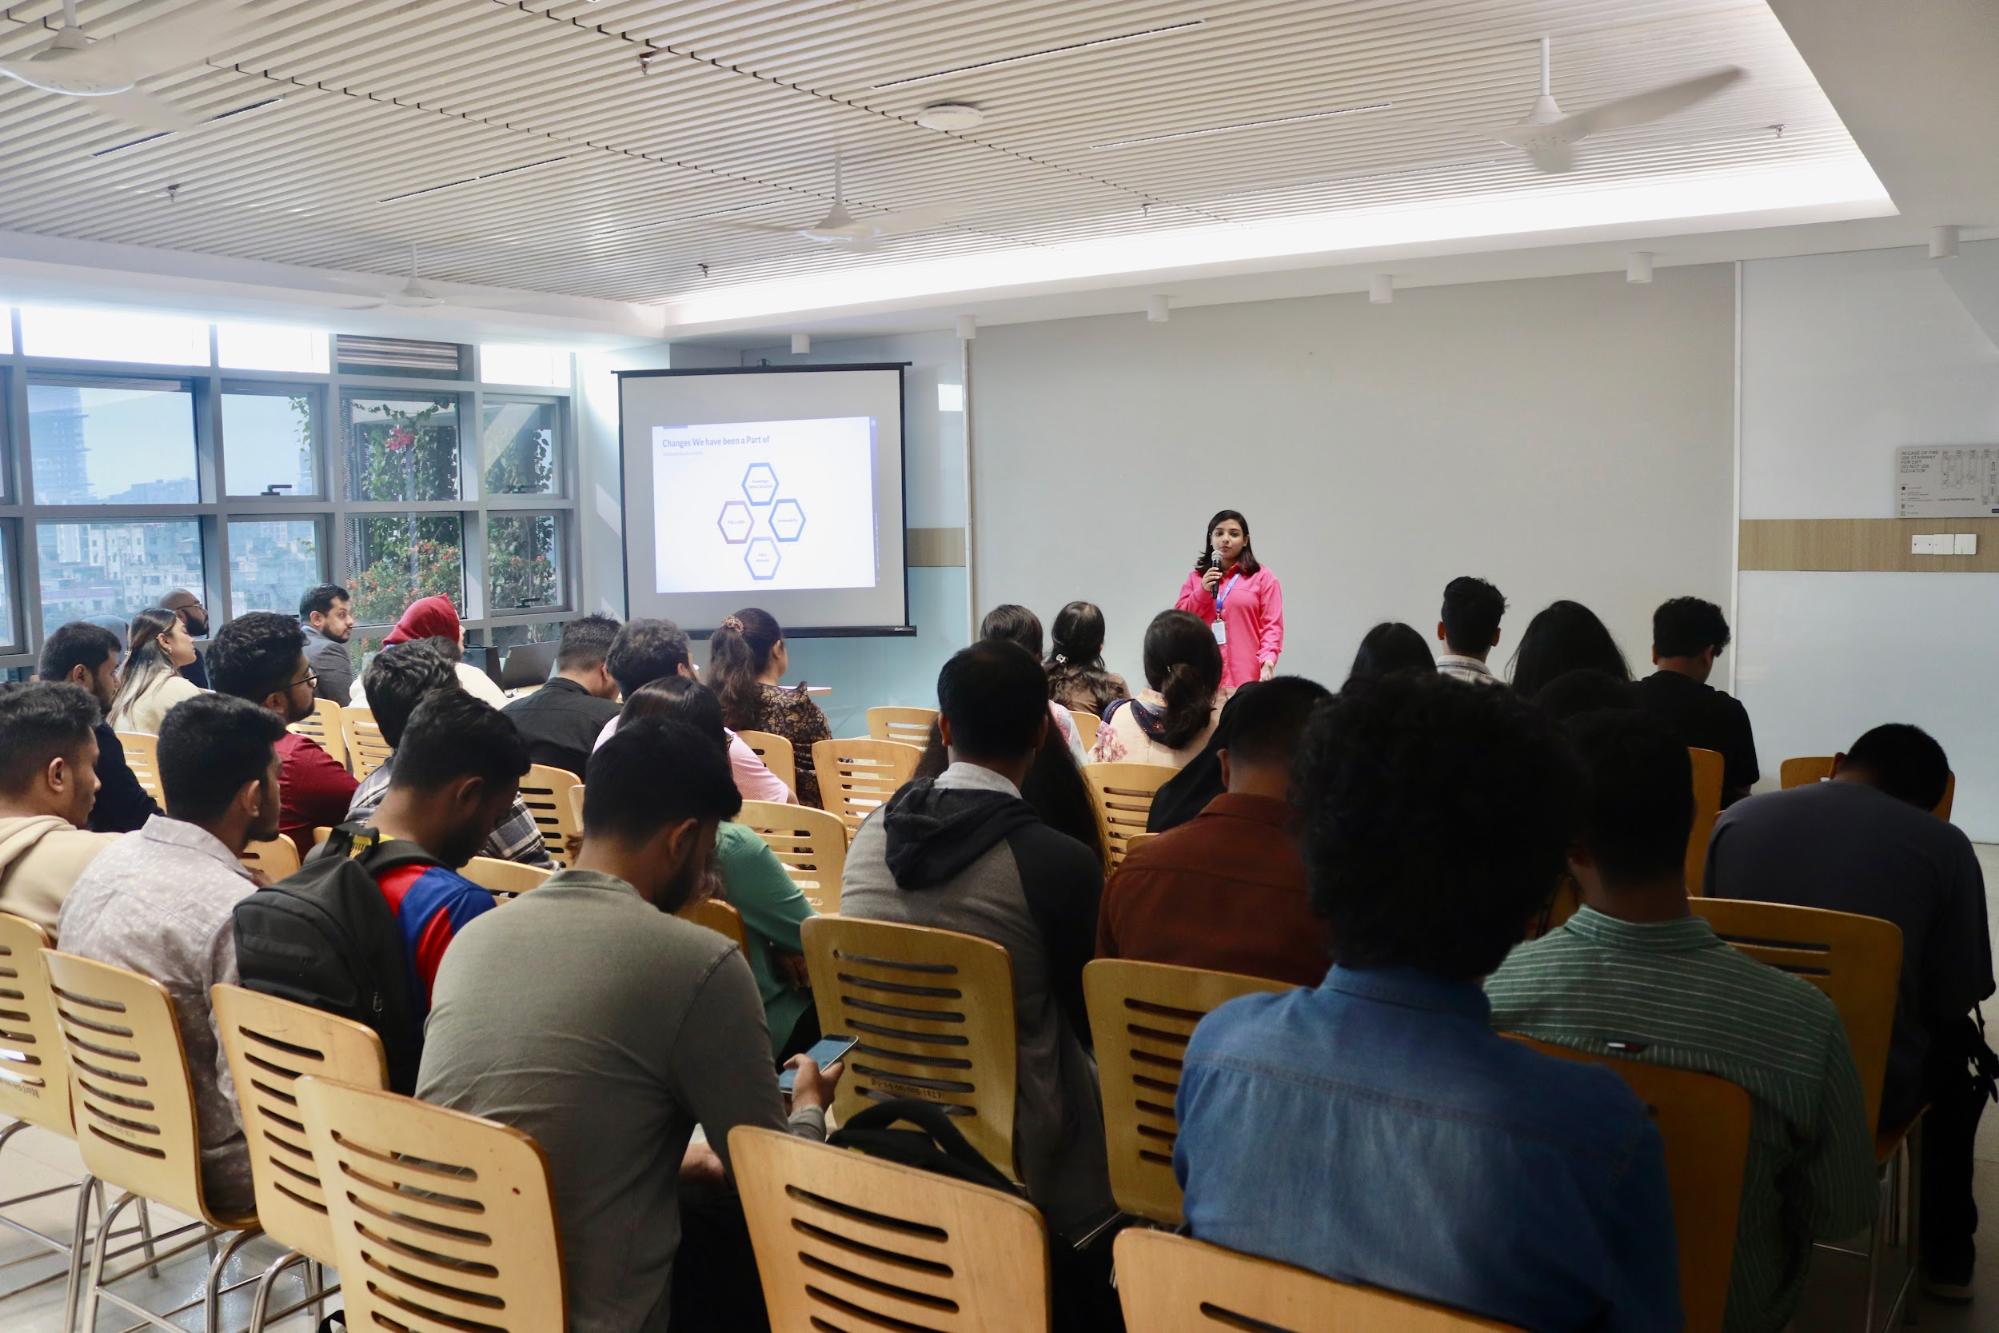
[835,1098,1009,1184]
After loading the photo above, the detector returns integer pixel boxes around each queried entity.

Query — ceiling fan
[0,0,246,131]
[346,247,451,310]
[714,148,964,247]
[1488,37,1744,173]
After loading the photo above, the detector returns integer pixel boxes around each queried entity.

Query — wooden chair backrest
[681,898,748,954]
[290,697,348,771]
[1114,1229,1522,1331]
[340,707,393,781]
[866,705,940,747]
[1780,754,1956,820]
[209,983,388,1264]
[296,1077,566,1332]
[567,783,584,840]
[730,1125,1050,1332]
[1069,709,1101,753]
[1083,762,1179,873]
[42,949,239,1225]
[518,764,584,867]
[115,730,164,805]
[1684,747,1724,895]
[0,914,71,1136]
[240,836,301,881]
[811,738,923,832]
[737,800,846,913]
[802,916,1018,1175]
[735,730,796,795]
[1689,898,1903,1130]
[462,856,554,897]
[1513,1037,1751,1332]
[1084,959,1289,1226]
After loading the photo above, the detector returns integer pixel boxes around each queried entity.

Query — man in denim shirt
[1175,674,1681,1330]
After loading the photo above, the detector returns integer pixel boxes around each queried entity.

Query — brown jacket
[0,815,117,941]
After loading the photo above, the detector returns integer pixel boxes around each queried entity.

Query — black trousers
[1919,1019,1992,1276]
[669,1186,769,1332]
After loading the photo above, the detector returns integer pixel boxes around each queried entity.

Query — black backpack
[231,825,435,1094]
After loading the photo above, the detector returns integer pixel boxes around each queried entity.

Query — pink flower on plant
[385,426,414,453]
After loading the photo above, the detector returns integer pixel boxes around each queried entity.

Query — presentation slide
[652,416,878,594]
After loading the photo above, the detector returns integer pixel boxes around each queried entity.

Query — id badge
[1212,621,1228,647]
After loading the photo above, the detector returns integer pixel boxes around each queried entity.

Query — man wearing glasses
[159,589,212,690]
[206,612,357,856]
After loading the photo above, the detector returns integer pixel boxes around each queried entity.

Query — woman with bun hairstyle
[1175,508,1284,690]
[705,607,832,807]
[1092,610,1226,767]
[1044,600,1130,717]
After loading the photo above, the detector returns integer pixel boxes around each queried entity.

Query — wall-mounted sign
[1897,445,1999,518]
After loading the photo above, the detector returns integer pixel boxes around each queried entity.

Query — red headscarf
[383,595,462,646]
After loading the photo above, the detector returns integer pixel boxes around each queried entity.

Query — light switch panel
[1911,534,1928,555]
[1955,533,1979,555]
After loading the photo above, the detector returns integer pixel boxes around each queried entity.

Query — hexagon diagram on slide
[769,497,807,542]
[744,537,782,580]
[741,462,779,506]
[716,500,753,544]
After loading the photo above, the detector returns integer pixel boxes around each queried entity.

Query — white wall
[1738,243,1999,838]
[969,266,1738,692]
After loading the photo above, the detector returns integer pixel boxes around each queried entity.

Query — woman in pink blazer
[1175,508,1284,690]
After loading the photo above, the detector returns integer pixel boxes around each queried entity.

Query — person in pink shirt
[1176,508,1285,690]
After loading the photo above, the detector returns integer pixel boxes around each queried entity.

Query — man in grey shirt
[298,582,355,705]
[418,717,842,1333]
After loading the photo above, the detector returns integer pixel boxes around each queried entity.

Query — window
[223,386,318,497]
[0,526,17,652]
[486,513,562,613]
[479,398,559,495]
[217,322,328,373]
[28,379,198,504]
[345,392,461,501]
[336,335,466,379]
[227,519,322,617]
[481,619,563,648]
[19,305,209,365]
[344,513,464,624]
[37,520,203,631]
[480,344,570,388]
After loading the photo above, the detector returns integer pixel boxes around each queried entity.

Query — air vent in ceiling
[336,335,467,379]
[379,156,570,205]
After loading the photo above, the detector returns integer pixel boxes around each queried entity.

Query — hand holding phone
[779,1034,859,1094]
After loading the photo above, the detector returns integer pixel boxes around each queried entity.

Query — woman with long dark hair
[109,606,203,733]
[1509,600,1631,697]
[1044,601,1129,717]
[1346,622,1435,684]
[1093,610,1226,767]
[704,607,832,807]
[1175,508,1285,690]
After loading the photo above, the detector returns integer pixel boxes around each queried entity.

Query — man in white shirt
[1436,576,1507,685]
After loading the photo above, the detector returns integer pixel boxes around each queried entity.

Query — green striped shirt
[1486,907,1876,1333]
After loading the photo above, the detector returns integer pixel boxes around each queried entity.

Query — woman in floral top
[1043,600,1130,717]
[705,607,832,807]
[1093,609,1226,768]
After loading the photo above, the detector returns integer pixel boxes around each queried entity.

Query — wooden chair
[1069,708,1101,754]
[1780,755,1956,820]
[736,729,797,795]
[116,730,164,806]
[296,1077,567,1333]
[289,696,347,771]
[802,916,1019,1177]
[1513,1038,1751,1332]
[737,799,846,913]
[681,897,748,954]
[567,782,584,839]
[731,1125,1051,1332]
[519,763,584,867]
[867,705,939,747]
[463,856,554,896]
[1084,960,1289,1226]
[311,825,334,847]
[239,836,301,881]
[1083,762,1179,873]
[1114,1229,1522,1331]
[1120,832,1156,861]
[210,984,386,1330]
[1684,746,1723,895]
[811,738,923,833]
[339,706,393,781]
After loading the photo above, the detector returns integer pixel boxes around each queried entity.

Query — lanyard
[1216,572,1242,615]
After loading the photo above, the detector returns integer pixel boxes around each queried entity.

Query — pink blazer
[1176,565,1285,690]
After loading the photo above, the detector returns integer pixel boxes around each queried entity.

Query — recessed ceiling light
[1091,102,1394,151]
[916,103,985,132]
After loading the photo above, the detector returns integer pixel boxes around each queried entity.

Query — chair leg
[1863,1172,1886,1333]
[78,1188,136,1333]
[203,1229,264,1333]
[136,1195,159,1278]
[245,1248,307,1333]
[62,1176,100,1333]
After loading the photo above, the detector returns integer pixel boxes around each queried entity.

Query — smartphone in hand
[778,1034,860,1093]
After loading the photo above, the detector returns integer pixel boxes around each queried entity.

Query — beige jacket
[0,816,117,941]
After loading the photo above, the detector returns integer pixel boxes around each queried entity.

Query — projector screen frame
[614,362,916,639]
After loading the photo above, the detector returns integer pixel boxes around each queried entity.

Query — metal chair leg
[77,1188,136,1333]
[135,1195,159,1278]
[62,1175,101,1333]
[244,1248,311,1332]
[202,1229,265,1333]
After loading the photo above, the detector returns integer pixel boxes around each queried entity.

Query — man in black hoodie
[841,640,1114,1239]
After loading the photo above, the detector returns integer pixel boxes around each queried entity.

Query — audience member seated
[1143,683,1256,835]
[0,683,114,937]
[209,612,356,853]
[1488,709,1873,1333]
[981,604,1087,760]
[160,588,211,689]
[1093,609,1224,768]
[1636,596,1759,805]
[58,694,286,1217]
[38,622,161,833]
[108,607,203,733]
[1097,676,1332,986]
[1175,673,1679,1330]
[347,642,554,868]
[1345,621,1434,682]
[622,677,820,1059]
[1535,667,1639,721]
[1509,598,1632,696]
[418,718,842,1333]
[1044,600,1130,717]
[596,618,795,803]
[705,607,832,807]
[502,613,622,777]
[1436,576,1507,685]
[347,595,509,711]
[915,717,1104,867]
[1707,724,1993,1300]
[843,641,1114,1238]
[299,582,357,705]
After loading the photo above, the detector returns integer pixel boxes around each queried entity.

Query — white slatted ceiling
[0,0,1862,306]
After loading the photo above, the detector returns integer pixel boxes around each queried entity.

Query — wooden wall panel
[907,527,966,568]
[1739,518,1999,573]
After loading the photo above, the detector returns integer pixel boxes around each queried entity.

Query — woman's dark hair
[916,721,1103,863]
[1509,600,1630,697]
[980,605,1044,661]
[1142,610,1223,751]
[1201,509,1262,577]
[621,676,729,753]
[705,607,782,732]
[1047,602,1106,669]
[1346,622,1434,682]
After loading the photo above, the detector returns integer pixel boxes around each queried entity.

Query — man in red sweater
[207,611,355,855]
